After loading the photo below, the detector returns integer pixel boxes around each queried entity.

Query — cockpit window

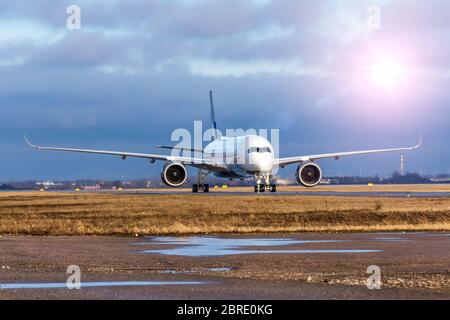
[248,147,272,153]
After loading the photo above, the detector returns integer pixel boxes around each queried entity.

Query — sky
[1,0,449,181]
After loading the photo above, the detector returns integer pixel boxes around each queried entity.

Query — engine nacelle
[296,162,322,187]
[161,162,187,187]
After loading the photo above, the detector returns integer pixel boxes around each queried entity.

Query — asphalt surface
[0,233,449,299]
[20,186,450,198]
[100,190,450,198]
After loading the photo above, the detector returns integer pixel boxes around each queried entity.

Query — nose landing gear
[254,173,277,193]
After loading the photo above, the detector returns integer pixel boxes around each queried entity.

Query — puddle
[208,267,232,272]
[158,270,190,274]
[0,280,206,290]
[136,237,381,257]
[372,237,412,242]
[158,267,232,274]
[157,269,201,274]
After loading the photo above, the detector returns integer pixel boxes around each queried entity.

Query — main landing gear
[254,173,277,193]
[192,183,210,193]
[192,169,210,193]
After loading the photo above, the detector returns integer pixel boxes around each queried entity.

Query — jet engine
[161,162,187,187]
[296,162,322,187]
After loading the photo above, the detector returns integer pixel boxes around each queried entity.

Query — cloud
[187,58,326,77]
[0,0,449,179]
[0,20,64,47]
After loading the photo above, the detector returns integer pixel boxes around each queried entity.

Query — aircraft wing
[275,137,422,167]
[24,136,221,170]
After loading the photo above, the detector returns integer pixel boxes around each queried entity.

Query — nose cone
[241,135,275,173]
[251,153,273,172]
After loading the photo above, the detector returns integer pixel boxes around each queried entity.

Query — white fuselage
[203,135,274,178]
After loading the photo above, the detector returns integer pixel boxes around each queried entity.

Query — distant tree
[112,180,123,189]
[385,172,431,184]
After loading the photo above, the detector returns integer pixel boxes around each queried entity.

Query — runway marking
[0,281,206,290]
[157,267,232,274]
[136,237,381,257]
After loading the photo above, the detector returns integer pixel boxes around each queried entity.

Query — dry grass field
[0,185,449,236]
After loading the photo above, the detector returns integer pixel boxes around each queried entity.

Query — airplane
[25,91,422,193]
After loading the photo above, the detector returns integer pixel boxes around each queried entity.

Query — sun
[369,58,403,88]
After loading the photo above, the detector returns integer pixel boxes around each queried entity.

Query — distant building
[0,184,14,190]
[81,184,101,191]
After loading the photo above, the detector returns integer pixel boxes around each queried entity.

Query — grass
[0,187,449,236]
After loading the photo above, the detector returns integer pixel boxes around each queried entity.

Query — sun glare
[369,58,403,88]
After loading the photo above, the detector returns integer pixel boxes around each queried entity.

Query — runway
[91,184,450,198]
[106,190,450,198]
[11,184,450,199]
[0,233,449,299]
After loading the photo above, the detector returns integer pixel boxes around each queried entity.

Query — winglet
[414,135,423,149]
[24,134,39,149]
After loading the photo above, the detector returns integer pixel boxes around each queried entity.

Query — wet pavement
[0,233,449,299]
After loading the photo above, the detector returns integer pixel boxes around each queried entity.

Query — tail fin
[209,90,218,141]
